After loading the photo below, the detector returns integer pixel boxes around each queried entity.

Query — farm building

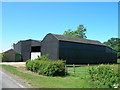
[41,33,117,64]
[13,39,41,61]
[2,33,117,64]
[2,49,21,62]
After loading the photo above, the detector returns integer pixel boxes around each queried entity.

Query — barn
[3,33,117,64]
[13,39,41,61]
[41,33,117,64]
[2,49,21,62]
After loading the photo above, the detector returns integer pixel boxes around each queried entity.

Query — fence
[65,64,98,75]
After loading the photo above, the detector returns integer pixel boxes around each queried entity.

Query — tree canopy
[103,38,120,51]
[63,25,87,38]
[103,38,120,58]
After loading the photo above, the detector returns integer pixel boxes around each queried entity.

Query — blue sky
[2,2,118,51]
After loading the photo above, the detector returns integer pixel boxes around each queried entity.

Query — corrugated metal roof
[51,33,106,46]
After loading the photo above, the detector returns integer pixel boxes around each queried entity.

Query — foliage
[0,53,6,60]
[26,56,66,76]
[103,38,120,58]
[26,59,35,71]
[103,38,120,51]
[63,25,87,38]
[34,54,49,61]
[89,65,120,88]
[37,60,65,76]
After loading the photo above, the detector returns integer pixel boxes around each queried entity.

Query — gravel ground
[0,62,26,67]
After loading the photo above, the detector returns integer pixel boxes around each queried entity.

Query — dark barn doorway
[31,46,41,60]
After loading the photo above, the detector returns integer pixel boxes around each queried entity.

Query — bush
[89,65,119,88]
[32,60,42,72]
[26,60,35,71]
[26,56,66,76]
[34,54,49,61]
[38,60,65,76]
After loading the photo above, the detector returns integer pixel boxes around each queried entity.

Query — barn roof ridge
[49,33,106,46]
[19,39,41,42]
[15,39,41,44]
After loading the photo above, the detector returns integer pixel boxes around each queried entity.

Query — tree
[103,38,120,51]
[63,25,87,38]
[0,53,6,60]
[103,38,120,58]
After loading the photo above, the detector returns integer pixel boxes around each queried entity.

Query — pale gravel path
[0,62,26,67]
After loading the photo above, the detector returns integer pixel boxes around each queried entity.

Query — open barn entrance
[31,46,41,60]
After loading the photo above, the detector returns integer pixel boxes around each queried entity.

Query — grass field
[117,59,120,63]
[1,65,92,88]
[1,63,119,88]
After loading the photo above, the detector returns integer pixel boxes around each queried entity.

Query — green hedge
[89,65,120,88]
[26,57,66,76]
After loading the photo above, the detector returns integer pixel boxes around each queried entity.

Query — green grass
[1,64,118,88]
[117,59,120,63]
[1,65,92,88]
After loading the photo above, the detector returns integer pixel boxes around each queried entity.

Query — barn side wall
[59,41,117,64]
[41,34,59,60]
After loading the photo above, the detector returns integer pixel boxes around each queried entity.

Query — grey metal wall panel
[41,34,59,60]
[59,41,117,64]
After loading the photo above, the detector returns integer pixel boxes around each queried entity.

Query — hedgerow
[89,65,120,88]
[26,55,66,76]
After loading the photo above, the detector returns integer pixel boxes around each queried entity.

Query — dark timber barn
[3,33,117,64]
[13,39,41,62]
[41,33,117,64]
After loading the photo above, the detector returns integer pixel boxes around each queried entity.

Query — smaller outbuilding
[2,49,21,62]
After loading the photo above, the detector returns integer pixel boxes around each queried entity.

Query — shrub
[38,60,65,76]
[0,53,6,61]
[89,65,119,88]
[32,60,42,72]
[26,60,35,71]
[34,54,49,61]
[26,56,66,76]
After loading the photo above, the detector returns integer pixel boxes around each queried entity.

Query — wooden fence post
[65,65,67,75]
[65,61,67,75]
[73,64,75,74]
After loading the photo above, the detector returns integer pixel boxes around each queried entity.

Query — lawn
[1,63,119,88]
[117,59,120,63]
[1,64,93,88]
